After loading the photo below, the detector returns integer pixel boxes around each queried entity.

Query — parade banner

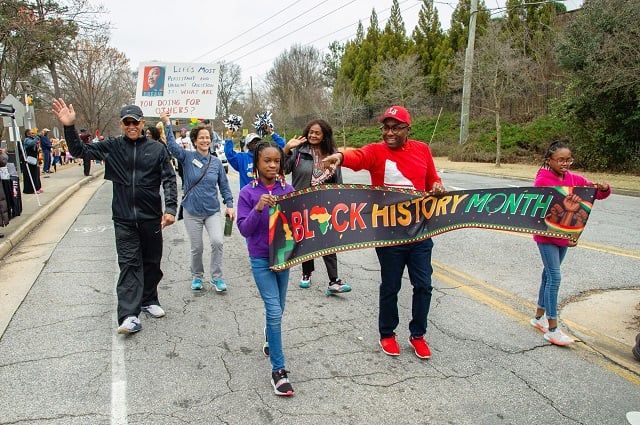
[134,62,220,118]
[269,185,598,270]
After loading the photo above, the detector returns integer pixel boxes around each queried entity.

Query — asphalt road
[0,168,638,424]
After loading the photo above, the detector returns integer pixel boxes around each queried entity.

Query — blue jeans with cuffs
[249,257,289,371]
[536,242,568,320]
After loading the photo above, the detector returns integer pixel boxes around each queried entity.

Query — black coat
[64,126,178,221]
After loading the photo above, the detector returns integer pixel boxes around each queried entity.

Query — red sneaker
[409,336,431,359]
[379,335,400,356]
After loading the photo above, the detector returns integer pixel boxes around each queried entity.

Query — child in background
[224,125,285,189]
[236,141,295,397]
[530,140,611,346]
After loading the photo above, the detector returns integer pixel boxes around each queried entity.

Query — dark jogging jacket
[64,125,178,221]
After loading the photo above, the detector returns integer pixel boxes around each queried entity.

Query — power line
[239,0,422,73]
[227,0,359,63]
[190,0,307,62]
[210,0,332,62]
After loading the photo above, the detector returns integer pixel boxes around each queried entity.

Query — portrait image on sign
[142,66,165,97]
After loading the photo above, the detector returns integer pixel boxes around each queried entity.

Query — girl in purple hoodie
[236,141,295,396]
[530,140,611,346]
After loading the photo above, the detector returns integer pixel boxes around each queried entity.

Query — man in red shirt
[323,105,445,360]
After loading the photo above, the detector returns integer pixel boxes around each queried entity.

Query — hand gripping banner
[269,184,598,270]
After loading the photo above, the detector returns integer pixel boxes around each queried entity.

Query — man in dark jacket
[52,98,178,335]
[40,128,52,174]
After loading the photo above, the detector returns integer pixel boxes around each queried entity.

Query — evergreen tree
[411,0,444,93]
[429,37,454,93]
[351,9,381,99]
[335,21,364,95]
[448,0,491,54]
[378,0,409,61]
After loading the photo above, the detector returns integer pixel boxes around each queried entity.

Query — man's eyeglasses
[380,124,409,134]
[551,158,574,165]
[122,119,141,127]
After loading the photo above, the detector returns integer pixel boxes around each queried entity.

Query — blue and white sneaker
[299,274,311,289]
[191,277,203,291]
[117,316,141,334]
[211,278,227,292]
[327,279,351,294]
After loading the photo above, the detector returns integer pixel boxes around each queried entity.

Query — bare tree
[57,37,134,136]
[368,55,427,111]
[451,21,533,166]
[331,83,365,148]
[216,61,244,118]
[265,44,328,128]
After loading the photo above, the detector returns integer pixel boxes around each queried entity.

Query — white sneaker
[141,304,165,318]
[530,316,549,333]
[543,328,574,346]
[117,316,141,334]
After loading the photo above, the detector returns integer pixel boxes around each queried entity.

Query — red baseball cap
[379,105,411,125]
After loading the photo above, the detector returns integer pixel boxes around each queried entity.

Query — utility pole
[459,0,478,145]
[250,76,254,105]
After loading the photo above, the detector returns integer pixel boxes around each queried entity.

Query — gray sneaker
[141,304,165,318]
[117,316,141,334]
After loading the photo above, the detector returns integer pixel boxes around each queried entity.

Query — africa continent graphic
[309,206,331,235]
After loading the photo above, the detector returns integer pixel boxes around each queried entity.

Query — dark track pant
[83,153,91,176]
[114,219,163,324]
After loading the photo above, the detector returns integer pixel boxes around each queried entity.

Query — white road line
[111,271,127,424]
[449,185,466,191]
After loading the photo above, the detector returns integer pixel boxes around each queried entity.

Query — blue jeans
[375,238,434,338]
[43,150,51,172]
[536,242,568,320]
[250,257,289,371]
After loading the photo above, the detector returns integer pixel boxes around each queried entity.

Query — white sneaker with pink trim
[543,328,574,346]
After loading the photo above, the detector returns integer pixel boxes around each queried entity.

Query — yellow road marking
[490,229,640,260]
[432,260,640,386]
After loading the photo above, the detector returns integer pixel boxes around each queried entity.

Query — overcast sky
[97,0,582,88]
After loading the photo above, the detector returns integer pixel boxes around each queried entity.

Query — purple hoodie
[237,180,294,258]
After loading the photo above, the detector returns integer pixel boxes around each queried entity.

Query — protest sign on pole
[134,62,220,118]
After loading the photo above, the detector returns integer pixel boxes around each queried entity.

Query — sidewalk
[0,161,104,260]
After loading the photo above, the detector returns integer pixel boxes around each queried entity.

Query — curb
[0,169,105,261]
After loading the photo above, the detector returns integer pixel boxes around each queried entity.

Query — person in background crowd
[79,129,92,176]
[283,119,351,294]
[0,148,9,237]
[62,139,73,164]
[156,121,167,144]
[162,114,234,293]
[20,129,43,194]
[322,105,445,360]
[529,140,611,346]
[175,127,193,187]
[52,98,177,335]
[40,128,52,174]
[224,126,285,189]
[51,138,62,172]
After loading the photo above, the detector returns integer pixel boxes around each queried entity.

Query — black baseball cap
[120,105,143,121]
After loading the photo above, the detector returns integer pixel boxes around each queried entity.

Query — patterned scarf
[310,146,335,186]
